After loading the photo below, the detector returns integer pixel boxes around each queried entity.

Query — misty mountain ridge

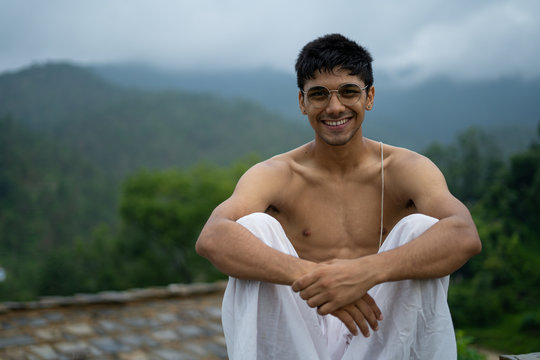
[0,62,311,181]
[0,62,313,265]
[91,62,540,153]
[1,61,538,171]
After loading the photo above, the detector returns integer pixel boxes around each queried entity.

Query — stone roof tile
[0,281,228,359]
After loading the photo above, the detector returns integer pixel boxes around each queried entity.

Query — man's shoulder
[233,147,309,203]
[249,157,292,179]
[383,143,446,195]
[242,146,306,183]
[383,143,442,183]
[385,143,432,167]
[254,143,311,173]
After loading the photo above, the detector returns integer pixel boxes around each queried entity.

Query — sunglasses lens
[305,84,364,108]
[306,87,330,107]
[338,84,363,103]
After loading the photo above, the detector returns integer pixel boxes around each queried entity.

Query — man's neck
[310,133,373,176]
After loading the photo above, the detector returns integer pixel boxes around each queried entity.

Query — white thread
[379,142,384,249]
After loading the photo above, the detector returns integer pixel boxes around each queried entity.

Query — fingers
[332,308,359,336]
[297,288,338,314]
[362,293,383,321]
[317,300,336,315]
[347,304,372,337]
[331,296,383,338]
[332,304,372,337]
[292,273,328,310]
[295,283,320,303]
[295,286,383,321]
[305,293,329,310]
[291,273,317,292]
[355,298,379,332]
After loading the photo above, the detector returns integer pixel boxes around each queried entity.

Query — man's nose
[325,91,346,113]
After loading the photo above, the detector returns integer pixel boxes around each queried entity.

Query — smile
[323,118,350,126]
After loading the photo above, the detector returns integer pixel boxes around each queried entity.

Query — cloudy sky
[1,0,539,84]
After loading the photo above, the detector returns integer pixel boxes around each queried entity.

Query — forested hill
[93,63,540,155]
[0,62,310,300]
[0,63,312,181]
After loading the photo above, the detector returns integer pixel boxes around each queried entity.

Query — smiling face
[299,67,374,146]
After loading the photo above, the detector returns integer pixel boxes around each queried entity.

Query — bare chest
[267,179,412,262]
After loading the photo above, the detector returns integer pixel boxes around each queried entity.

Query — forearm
[196,218,314,285]
[374,215,481,284]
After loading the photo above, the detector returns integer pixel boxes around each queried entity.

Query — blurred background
[0,0,539,355]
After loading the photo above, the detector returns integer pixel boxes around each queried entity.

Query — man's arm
[196,159,313,285]
[197,159,382,335]
[375,151,482,279]
[292,151,482,316]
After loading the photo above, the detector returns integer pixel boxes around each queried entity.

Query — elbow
[452,215,482,261]
[196,216,235,265]
[195,238,205,257]
[472,235,482,256]
[195,239,210,259]
[464,229,482,258]
[195,232,214,260]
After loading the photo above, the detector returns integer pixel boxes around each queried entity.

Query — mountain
[0,116,116,248]
[0,63,312,181]
[92,63,540,154]
[92,63,298,119]
[0,63,313,300]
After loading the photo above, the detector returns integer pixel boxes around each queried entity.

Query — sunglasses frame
[302,83,368,108]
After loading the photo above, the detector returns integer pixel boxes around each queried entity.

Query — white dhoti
[222,213,457,360]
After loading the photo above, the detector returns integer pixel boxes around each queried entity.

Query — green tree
[424,127,505,204]
[115,158,256,287]
[448,124,540,352]
[0,116,116,300]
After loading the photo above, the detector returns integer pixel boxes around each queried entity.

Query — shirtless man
[196,34,481,359]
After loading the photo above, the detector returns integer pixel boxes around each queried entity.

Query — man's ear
[298,91,307,114]
[366,86,375,111]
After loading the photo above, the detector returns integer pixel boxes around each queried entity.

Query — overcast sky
[1,0,539,84]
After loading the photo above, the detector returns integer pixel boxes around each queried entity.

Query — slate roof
[0,281,228,360]
[0,280,514,360]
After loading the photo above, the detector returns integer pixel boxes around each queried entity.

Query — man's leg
[342,214,457,360]
[221,212,334,360]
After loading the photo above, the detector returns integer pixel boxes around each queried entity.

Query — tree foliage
[115,160,253,287]
[424,127,505,204]
[0,116,117,299]
[425,124,540,352]
[0,154,256,299]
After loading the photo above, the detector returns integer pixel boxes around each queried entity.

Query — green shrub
[456,330,486,360]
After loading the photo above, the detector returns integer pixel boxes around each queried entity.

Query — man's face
[298,67,374,146]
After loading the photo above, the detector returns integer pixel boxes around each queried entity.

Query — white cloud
[378,1,540,83]
[0,0,539,83]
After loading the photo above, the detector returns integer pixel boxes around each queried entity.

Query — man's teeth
[324,119,348,126]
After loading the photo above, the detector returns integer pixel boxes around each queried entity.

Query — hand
[291,258,379,315]
[331,294,382,337]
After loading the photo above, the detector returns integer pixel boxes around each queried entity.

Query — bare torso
[264,139,417,262]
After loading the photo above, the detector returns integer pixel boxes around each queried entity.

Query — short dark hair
[295,33,373,91]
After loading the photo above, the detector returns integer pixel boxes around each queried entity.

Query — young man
[196,34,481,359]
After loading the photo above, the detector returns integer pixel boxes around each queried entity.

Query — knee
[237,212,273,226]
[383,214,438,250]
[237,212,280,236]
[400,213,438,235]
[237,213,298,255]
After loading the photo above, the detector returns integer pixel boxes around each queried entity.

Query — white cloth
[222,212,457,360]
